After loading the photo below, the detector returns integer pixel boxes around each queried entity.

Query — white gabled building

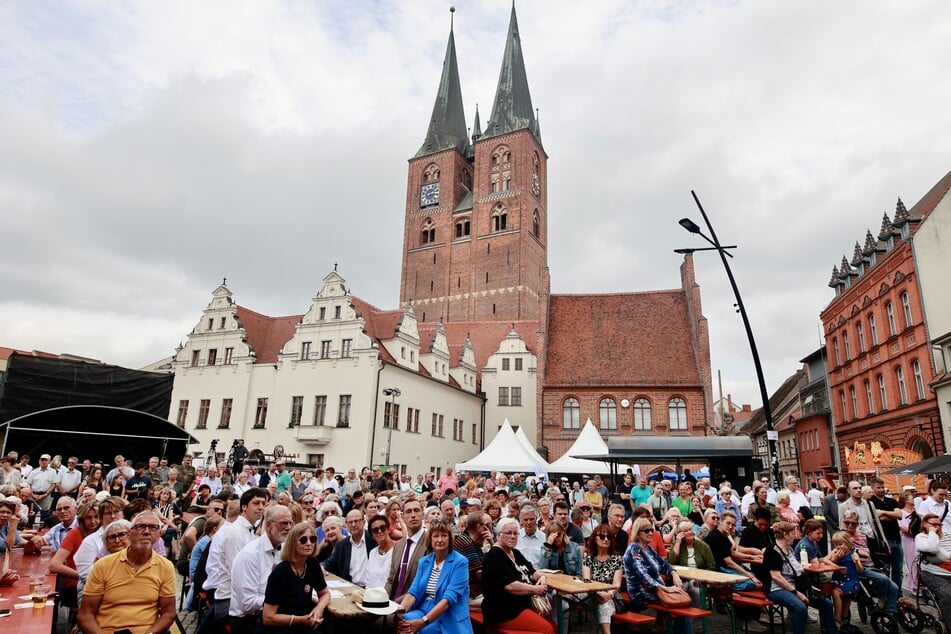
[169,271,487,474]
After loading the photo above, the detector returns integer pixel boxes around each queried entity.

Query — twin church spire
[416,4,541,159]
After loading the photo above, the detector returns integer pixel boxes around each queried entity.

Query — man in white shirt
[18,455,33,479]
[807,482,824,513]
[25,454,58,515]
[204,466,223,497]
[324,510,376,587]
[105,455,134,487]
[202,488,268,631]
[919,481,951,533]
[57,457,83,499]
[782,476,810,512]
[323,467,340,494]
[516,504,544,566]
[229,505,293,634]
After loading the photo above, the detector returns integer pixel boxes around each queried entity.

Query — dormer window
[191,350,201,367]
[319,306,326,320]
[219,317,227,329]
[207,318,214,330]
[334,305,341,319]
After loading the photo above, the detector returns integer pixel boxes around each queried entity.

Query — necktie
[396,537,413,596]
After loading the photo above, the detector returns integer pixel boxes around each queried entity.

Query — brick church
[397,6,714,464]
[169,6,714,473]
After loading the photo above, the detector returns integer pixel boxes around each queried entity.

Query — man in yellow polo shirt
[77,510,177,634]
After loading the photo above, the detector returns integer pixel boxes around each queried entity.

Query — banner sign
[845,440,921,473]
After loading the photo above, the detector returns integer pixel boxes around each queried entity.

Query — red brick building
[398,6,714,462]
[821,180,948,471]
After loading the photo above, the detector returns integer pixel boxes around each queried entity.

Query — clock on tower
[420,182,440,207]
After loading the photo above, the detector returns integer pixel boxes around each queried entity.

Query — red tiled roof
[910,169,951,227]
[416,321,539,370]
[234,306,300,363]
[0,346,59,361]
[544,290,701,387]
[349,296,402,342]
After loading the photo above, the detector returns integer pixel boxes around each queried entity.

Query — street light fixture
[382,387,401,471]
[676,190,781,489]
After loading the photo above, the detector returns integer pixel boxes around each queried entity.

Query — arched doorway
[910,437,934,459]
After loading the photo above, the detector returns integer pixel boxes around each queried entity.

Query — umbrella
[884,454,951,476]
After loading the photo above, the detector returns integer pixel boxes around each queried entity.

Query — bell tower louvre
[399,6,549,324]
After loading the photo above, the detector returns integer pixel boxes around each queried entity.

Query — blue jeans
[718,566,757,591]
[861,567,899,613]
[887,539,904,590]
[767,588,835,634]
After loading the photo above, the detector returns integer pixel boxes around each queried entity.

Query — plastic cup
[32,584,50,608]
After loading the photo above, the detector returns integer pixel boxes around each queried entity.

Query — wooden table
[545,573,616,634]
[0,548,57,633]
[322,572,376,620]
[672,566,747,634]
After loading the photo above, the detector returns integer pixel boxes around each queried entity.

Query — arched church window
[491,204,507,232]
[532,210,540,237]
[423,164,440,183]
[455,219,471,239]
[420,219,436,245]
[668,397,687,430]
[599,398,617,430]
[633,398,652,431]
[563,398,580,429]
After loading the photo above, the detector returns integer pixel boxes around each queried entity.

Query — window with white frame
[600,398,617,430]
[896,367,908,405]
[913,360,925,401]
[668,397,688,431]
[902,292,913,328]
[633,398,652,431]
[563,398,580,429]
[878,375,888,410]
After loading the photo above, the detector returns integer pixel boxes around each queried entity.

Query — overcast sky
[2,1,950,407]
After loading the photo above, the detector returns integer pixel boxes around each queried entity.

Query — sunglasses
[370,525,388,534]
[640,529,655,534]
[299,535,318,544]
[596,534,612,540]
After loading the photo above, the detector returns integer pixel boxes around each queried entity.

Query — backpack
[908,510,921,536]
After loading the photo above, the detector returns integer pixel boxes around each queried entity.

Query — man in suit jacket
[821,486,848,537]
[323,510,377,586]
[386,498,426,601]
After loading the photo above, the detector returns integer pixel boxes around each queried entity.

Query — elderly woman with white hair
[714,487,742,526]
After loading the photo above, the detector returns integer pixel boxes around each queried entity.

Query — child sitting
[827,531,863,631]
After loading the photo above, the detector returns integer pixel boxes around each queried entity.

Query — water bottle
[799,542,809,566]
[33,513,42,531]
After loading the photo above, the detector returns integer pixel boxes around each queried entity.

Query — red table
[0,548,56,632]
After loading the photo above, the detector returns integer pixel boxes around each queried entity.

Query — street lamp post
[382,387,401,471]
[676,190,782,489]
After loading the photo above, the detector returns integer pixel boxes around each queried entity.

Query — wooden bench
[612,611,657,628]
[470,609,528,634]
[732,591,784,634]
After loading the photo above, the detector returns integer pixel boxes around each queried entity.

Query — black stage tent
[573,435,757,491]
[0,405,197,464]
[0,353,194,462]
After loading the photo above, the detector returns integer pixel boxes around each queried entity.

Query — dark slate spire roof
[839,255,854,278]
[862,229,877,254]
[894,197,910,223]
[878,212,896,240]
[850,241,865,267]
[471,103,482,142]
[483,5,541,144]
[415,12,469,158]
[828,265,841,287]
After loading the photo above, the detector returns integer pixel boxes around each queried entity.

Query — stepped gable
[416,320,538,372]
[234,306,300,364]
[545,290,701,388]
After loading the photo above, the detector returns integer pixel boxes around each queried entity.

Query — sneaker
[745,620,768,633]
[808,612,818,623]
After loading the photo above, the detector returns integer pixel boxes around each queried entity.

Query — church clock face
[420,182,440,207]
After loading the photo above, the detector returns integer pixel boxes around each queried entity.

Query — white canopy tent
[550,419,639,476]
[456,419,549,473]
[514,425,550,479]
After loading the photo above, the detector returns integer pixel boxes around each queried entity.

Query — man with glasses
[230,505,293,634]
[202,488,268,633]
[25,453,58,519]
[782,476,809,512]
[324,509,377,586]
[78,511,177,634]
[516,504,544,565]
[605,503,629,553]
[57,456,83,500]
[920,480,951,533]
[178,497,225,575]
[454,510,494,598]
[32,495,77,551]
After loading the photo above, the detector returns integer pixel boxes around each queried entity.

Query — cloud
[1,0,950,406]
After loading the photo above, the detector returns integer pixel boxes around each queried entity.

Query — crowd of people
[1,449,950,634]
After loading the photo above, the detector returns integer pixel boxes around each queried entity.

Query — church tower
[399,6,549,324]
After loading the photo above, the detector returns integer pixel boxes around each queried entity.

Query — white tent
[456,419,549,473]
[549,419,639,476]
[514,425,550,479]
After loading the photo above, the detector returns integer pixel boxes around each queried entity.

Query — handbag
[531,593,553,616]
[612,594,628,614]
[657,587,692,609]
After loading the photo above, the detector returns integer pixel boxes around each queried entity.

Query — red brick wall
[400,129,549,324]
[540,386,708,461]
[820,240,944,468]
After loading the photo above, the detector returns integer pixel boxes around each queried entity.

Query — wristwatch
[422,616,430,625]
